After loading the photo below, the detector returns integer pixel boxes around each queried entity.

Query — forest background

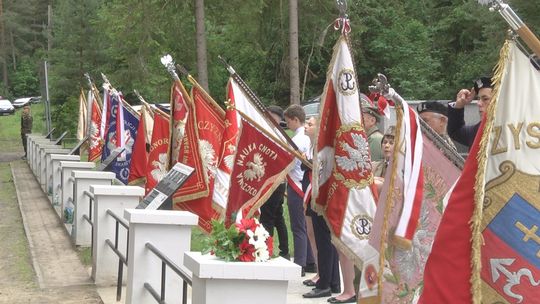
[1,0,538,134]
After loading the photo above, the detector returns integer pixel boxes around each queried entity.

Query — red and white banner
[88,90,103,162]
[225,118,294,225]
[213,78,281,215]
[173,85,225,232]
[169,81,190,167]
[421,41,540,303]
[145,110,169,193]
[312,36,377,264]
[128,105,153,185]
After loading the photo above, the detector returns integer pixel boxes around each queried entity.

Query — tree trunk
[195,0,209,92]
[288,0,300,105]
[10,30,16,71]
[0,0,8,87]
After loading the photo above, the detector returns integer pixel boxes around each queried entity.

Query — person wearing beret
[447,76,493,148]
[416,101,457,150]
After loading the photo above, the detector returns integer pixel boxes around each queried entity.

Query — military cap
[416,101,448,117]
[360,93,381,120]
[473,76,492,94]
[384,125,396,137]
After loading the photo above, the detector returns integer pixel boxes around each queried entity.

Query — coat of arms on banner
[480,161,540,303]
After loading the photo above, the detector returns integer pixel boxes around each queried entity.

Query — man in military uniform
[448,76,493,148]
[360,94,384,162]
[416,101,457,150]
[21,105,33,159]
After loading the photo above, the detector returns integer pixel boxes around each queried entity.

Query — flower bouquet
[203,218,273,262]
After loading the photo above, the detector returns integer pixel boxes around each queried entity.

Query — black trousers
[259,183,289,256]
[312,213,340,290]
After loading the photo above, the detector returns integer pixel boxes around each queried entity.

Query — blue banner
[101,95,139,184]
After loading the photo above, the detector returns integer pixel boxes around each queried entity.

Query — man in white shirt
[284,104,316,274]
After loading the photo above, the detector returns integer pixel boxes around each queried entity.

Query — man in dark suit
[447,76,493,148]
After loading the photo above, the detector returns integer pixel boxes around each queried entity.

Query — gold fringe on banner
[470,39,512,304]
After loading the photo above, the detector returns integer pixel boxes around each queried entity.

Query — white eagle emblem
[89,121,100,148]
[151,153,168,182]
[335,133,370,173]
[243,153,266,182]
[223,143,236,171]
[199,139,217,178]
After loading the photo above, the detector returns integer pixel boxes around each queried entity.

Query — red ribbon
[334,17,351,35]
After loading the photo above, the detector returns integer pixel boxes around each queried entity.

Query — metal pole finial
[160,54,180,81]
[336,0,347,17]
[83,73,92,87]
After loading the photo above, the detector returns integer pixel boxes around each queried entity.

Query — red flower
[265,236,273,257]
[238,238,256,262]
[235,218,257,234]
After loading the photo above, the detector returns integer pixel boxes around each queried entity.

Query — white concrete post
[60,161,95,224]
[90,185,144,286]
[40,148,70,192]
[50,155,80,205]
[27,135,48,167]
[124,209,198,304]
[32,140,55,174]
[72,170,116,246]
[184,253,301,304]
[37,144,62,179]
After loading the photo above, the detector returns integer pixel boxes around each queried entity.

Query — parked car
[12,97,32,108]
[30,96,42,104]
[0,99,15,115]
[302,96,321,119]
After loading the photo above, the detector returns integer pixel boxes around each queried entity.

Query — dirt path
[0,144,102,303]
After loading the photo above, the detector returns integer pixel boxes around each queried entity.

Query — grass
[0,163,36,285]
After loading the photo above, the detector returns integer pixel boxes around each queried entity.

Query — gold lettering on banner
[197,120,222,141]
[491,125,507,155]
[490,122,540,155]
[508,122,523,150]
[515,221,540,258]
[150,138,169,152]
[526,122,540,149]
[258,144,278,160]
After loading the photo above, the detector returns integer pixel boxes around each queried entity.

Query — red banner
[128,106,150,184]
[173,86,225,232]
[145,111,170,193]
[225,119,294,226]
[88,94,103,162]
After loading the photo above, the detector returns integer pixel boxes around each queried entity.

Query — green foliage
[5,0,540,130]
[202,220,244,262]
[10,59,40,97]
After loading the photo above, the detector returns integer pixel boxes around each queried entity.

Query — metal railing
[105,209,129,302]
[82,190,94,254]
[144,242,192,304]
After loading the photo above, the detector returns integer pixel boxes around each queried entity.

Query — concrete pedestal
[125,209,198,304]
[184,252,301,304]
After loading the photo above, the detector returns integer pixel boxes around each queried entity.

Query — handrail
[144,242,191,304]
[105,239,128,265]
[145,242,192,284]
[83,190,94,201]
[106,209,129,229]
[104,209,130,302]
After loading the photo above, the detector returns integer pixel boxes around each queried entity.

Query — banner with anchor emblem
[478,41,540,303]
[101,93,139,184]
[421,41,540,303]
[312,34,377,265]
